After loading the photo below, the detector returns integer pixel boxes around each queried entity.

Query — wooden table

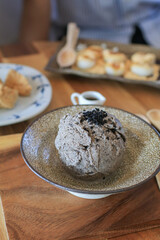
[0,41,160,240]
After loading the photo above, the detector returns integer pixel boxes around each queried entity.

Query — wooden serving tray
[0,134,160,240]
[45,39,160,89]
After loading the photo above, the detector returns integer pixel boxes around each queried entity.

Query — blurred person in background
[1,0,160,48]
[0,0,22,45]
[0,0,50,45]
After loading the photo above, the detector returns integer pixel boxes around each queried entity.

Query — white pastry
[105,62,125,76]
[76,55,95,69]
[131,52,156,65]
[103,49,127,63]
[82,45,102,60]
[131,63,154,77]
[76,45,102,69]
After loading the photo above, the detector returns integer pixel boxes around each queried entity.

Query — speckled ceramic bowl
[20,106,160,199]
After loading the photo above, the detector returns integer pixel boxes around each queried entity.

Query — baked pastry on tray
[124,61,159,81]
[72,44,159,81]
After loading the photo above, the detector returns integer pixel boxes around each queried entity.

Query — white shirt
[0,0,160,48]
[50,0,160,47]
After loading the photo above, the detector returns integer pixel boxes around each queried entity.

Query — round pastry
[131,63,154,77]
[105,62,125,76]
[76,55,95,69]
[55,108,126,177]
[76,45,102,69]
[131,52,156,65]
[103,49,127,63]
[81,45,102,60]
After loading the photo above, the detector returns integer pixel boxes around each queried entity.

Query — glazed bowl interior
[20,106,160,194]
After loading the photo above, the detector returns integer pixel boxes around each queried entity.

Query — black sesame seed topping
[84,146,88,150]
[82,108,108,126]
[111,128,116,133]
[121,134,126,142]
[83,127,89,132]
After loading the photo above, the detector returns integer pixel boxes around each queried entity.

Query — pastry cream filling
[105,62,125,76]
[131,63,154,77]
[77,55,95,69]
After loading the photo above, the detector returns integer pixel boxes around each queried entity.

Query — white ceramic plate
[0,63,52,126]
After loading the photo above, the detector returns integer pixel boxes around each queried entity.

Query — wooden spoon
[136,113,150,123]
[57,23,79,68]
[146,109,160,131]
[136,112,160,190]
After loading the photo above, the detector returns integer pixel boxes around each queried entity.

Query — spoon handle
[156,172,160,190]
[66,23,79,48]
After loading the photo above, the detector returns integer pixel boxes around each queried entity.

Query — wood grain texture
[0,42,160,240]
[0,196,9,240]
[0,134,160,240]
[0,41,160,137]
[0,43,37,57]
[0,133,22,151]
[156,173,160,190]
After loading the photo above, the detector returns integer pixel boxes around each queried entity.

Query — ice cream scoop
[55,108,126,178]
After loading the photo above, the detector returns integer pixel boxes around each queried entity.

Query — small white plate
[0,63,52,126]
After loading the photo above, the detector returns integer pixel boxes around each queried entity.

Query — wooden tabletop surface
[1,41,160,136]
[0,41,160,240]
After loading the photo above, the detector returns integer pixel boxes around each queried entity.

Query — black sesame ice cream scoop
[55,108,126,178]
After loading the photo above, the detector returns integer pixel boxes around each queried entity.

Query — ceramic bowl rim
[20,105,160,195]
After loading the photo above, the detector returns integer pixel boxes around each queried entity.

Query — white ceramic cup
[71,91,106,105]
